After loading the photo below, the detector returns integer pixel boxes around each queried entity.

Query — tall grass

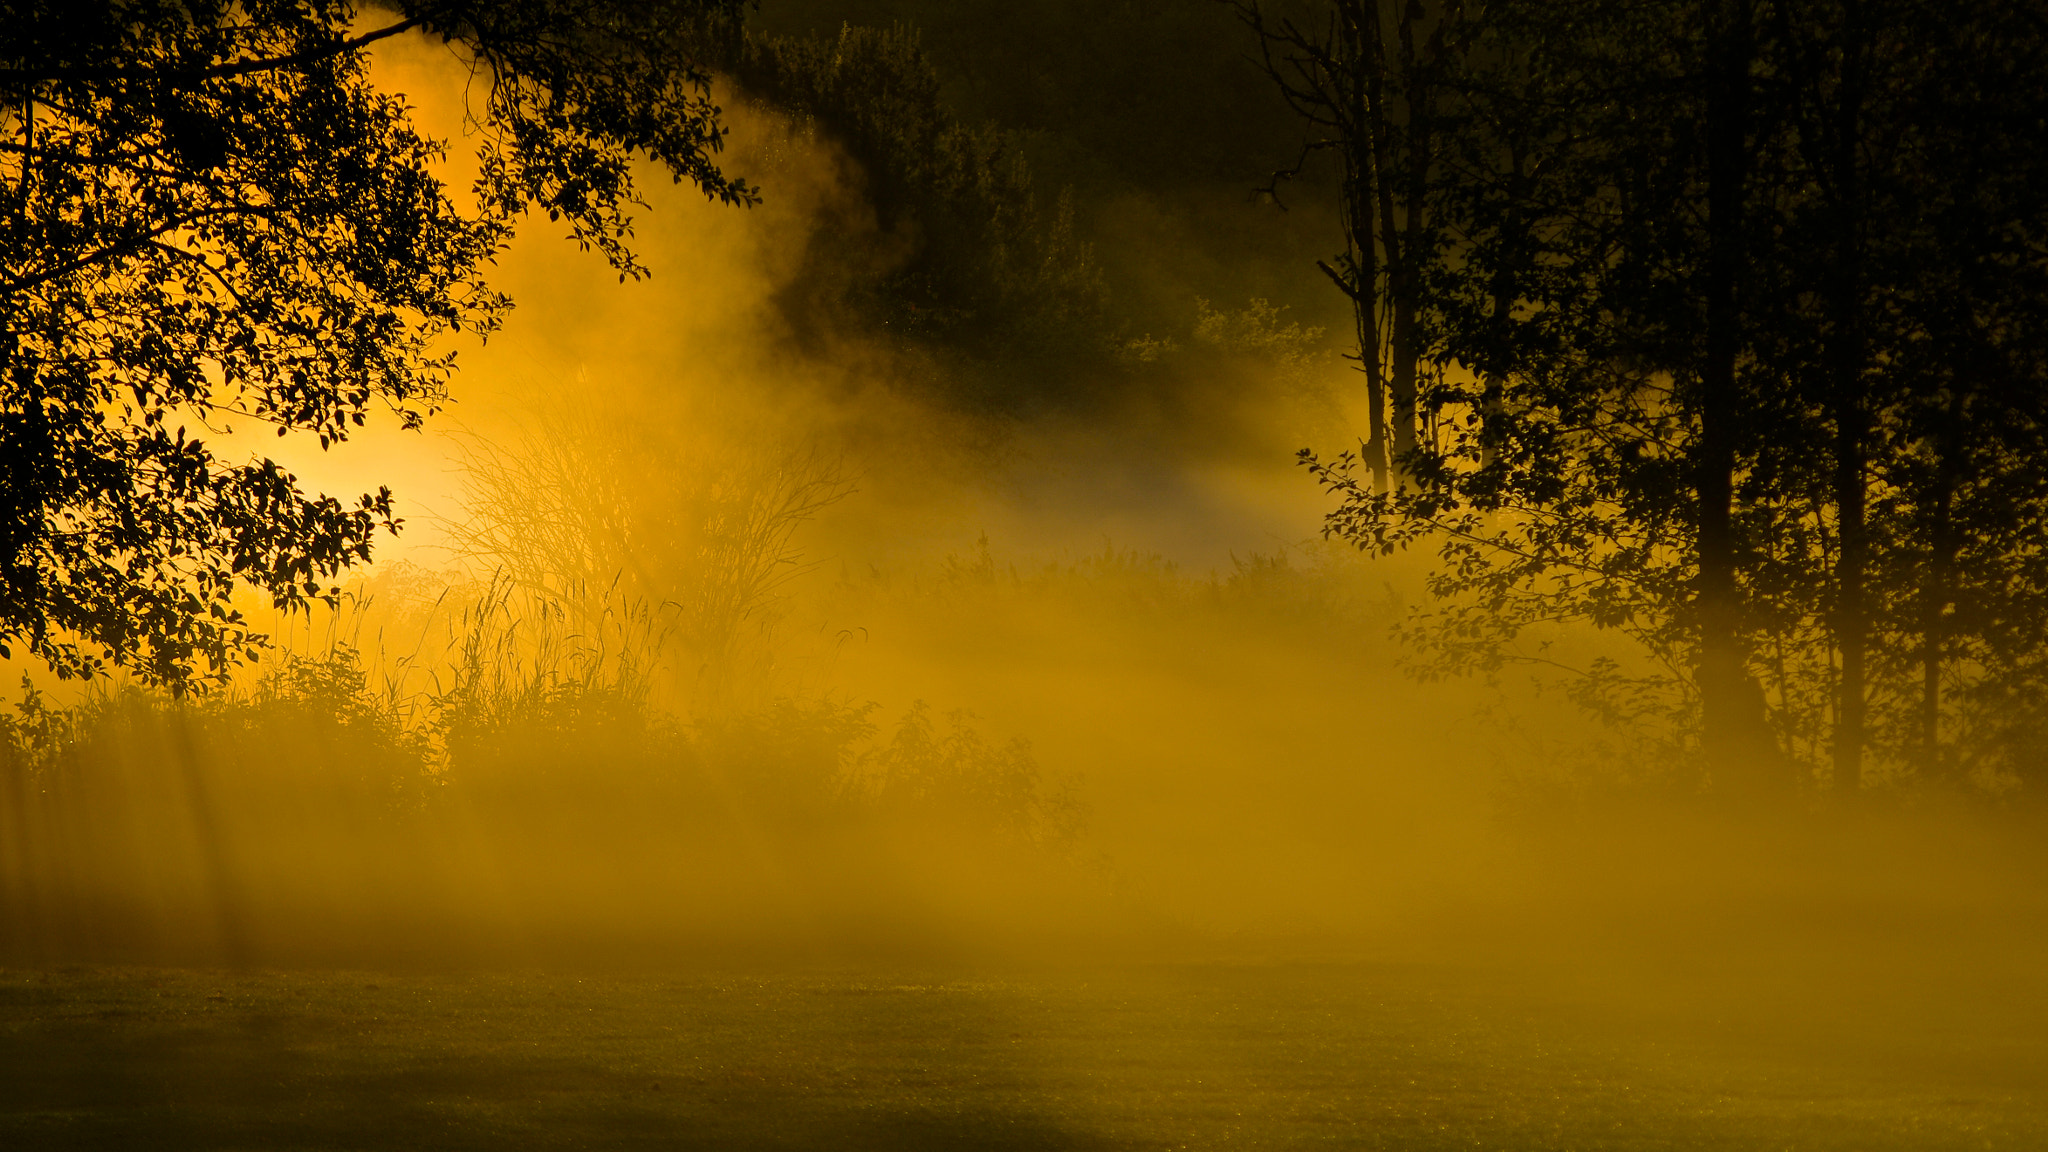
[439,406,855,711]
[0,571,1089,964]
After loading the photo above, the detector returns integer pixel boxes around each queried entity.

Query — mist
[4,0,2044,970]
[4,4,2048,1147]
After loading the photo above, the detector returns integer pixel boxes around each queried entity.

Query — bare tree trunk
[1481,147,1527,472]
[1921,393,1960,774]
[1359,0,1414,486]
[1833,397,1868,797]
[1242,0,1453,494]
[1346,2,1392,493]
[1830,0,1869,798]
[1384,0,1438,485]
[1697,0,1771,792]
[1352,266,1392,494]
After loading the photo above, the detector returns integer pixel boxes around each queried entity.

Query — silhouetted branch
[0,18,425,86]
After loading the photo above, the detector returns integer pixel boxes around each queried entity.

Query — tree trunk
[1386,0,1438,486]
[1922,393,1960,775]
[1697,0,1772,791]
[1363,0,1413,485]
[1482,147,1528,472]
[1833,404,1867,796]
[1830,0,1868,798]
[1334,0,1392,494]
[1350,3,1392,493]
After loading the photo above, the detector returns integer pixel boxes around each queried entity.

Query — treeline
[1244,0,2048,795]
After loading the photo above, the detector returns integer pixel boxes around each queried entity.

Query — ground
[1,957,2043,1150]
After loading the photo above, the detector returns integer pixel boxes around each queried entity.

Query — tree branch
[1317,258,1363,301]
[3,205,278,295]
[0,18,425,86]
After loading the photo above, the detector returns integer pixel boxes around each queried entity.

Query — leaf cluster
[0,0,750,686]
[1277,0,2048,788]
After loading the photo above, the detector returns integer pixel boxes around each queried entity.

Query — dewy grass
[2,960,2044,1151]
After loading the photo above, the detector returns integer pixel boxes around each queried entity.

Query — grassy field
[2,956,2043,1151]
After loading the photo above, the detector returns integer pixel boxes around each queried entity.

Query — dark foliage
[714,22,1106,371]
[0,0,752,686]
[1256,0,2048,793]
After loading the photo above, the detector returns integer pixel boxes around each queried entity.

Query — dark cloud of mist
[752,0,1355,345]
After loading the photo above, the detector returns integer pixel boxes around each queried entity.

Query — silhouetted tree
[1256,0,1804,787]
[1263,0,2048,795]
[0,0,754,686]
[1233,0,1479,493]
[1872,0,2048,787]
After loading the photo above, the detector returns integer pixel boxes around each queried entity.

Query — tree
[1,0,754,686]
[1873,0,2048,787]
[1233,0,1475,494]
[1250,0,1807,783]
[1265,0,2048,796]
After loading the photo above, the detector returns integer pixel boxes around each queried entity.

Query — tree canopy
[1250,0,2048,794]
[0,0,753,686]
